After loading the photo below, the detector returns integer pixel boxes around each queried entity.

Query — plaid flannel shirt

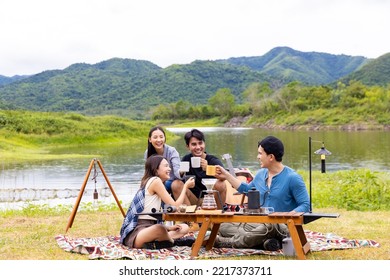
[120,188,145,244]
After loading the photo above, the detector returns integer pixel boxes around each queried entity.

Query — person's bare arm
[151,177,195,206]
[215,165,242,189]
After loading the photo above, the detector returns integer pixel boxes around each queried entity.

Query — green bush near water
[0,110,168,161]
[299,169,390,211]
[0,110,155,145]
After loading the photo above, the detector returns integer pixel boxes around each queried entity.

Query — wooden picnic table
[164,211,320,259]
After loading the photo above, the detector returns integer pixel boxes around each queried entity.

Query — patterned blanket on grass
[55,230,380,260]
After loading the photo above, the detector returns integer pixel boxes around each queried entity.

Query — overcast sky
[1,0,389,76]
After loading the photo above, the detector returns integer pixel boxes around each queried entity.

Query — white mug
[179,161,190,172]
[191,157,201,168]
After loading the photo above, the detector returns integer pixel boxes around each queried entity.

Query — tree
[208,88,235,118]
[242,82,273,116]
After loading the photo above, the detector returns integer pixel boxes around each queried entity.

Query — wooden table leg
[286,219,306,260]
[296,224,310,254]
[205,223,221,250]
[191,218,211,257]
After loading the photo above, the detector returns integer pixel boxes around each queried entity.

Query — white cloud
[0,0,389,76]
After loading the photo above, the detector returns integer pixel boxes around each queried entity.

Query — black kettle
[247,187,260,209]
[247,187,269,209]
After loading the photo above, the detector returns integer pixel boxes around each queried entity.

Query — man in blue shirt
[215,136,310,250]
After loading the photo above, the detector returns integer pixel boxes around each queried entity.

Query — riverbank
[1,110,389,163]
[224,116,390,131]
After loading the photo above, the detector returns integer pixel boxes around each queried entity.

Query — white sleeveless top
[138,176,161,221]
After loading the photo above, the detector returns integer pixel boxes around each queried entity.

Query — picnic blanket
[55,230,379,260]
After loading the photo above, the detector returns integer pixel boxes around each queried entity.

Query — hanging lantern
[314,143,332,173]
[309,137,332,213]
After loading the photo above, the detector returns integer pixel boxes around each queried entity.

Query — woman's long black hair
[146,126,166,158]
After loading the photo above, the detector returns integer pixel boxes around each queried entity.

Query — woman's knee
[213,181,226,192]
[133,224,168,247]
[172,179,184,188]
[171,180,184,193]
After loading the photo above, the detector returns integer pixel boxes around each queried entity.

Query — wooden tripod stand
[65,158,126,233]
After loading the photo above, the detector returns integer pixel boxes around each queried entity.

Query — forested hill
[217,46,368,84]
[0,47,385,118]
[0,59,270,117]
[0,74,29,86]
[340,52,390,86]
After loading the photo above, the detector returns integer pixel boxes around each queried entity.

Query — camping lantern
[314,143,332,173]
[309,137,332,213]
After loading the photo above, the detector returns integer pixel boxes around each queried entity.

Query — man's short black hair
[184,129,205,146]
[258,136,284,162]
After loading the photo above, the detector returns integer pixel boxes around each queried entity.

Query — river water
[1,127,389,209]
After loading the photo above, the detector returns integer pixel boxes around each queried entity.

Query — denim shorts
[164,179,173,193]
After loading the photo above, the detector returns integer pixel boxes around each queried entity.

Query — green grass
[0,205,388,260]
[0,110,158,162]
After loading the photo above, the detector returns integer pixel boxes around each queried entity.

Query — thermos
[282,235,296,256]
[166,205,177,213]
[247,187,260,209]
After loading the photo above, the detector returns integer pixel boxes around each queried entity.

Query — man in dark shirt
[172,129,227,206]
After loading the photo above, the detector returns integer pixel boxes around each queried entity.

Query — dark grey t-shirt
[181,153,224,198]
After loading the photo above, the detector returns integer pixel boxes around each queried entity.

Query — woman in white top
[121,154,195,249]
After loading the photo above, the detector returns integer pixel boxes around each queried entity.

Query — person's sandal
[173,236,196,247]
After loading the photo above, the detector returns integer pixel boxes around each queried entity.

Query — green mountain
[0,58,269,117]
[340,52,390,86]
[0,75,29,86]
[0,47,384,117]
[218,46,368,84]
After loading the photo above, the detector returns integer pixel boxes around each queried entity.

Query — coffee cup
[184,175,195,182]
[191,157,201,168]
[206,165,216,176]
[180,161,190,173]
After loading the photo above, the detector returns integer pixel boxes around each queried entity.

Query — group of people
[143,126,226,206]
[120,126,310,251]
